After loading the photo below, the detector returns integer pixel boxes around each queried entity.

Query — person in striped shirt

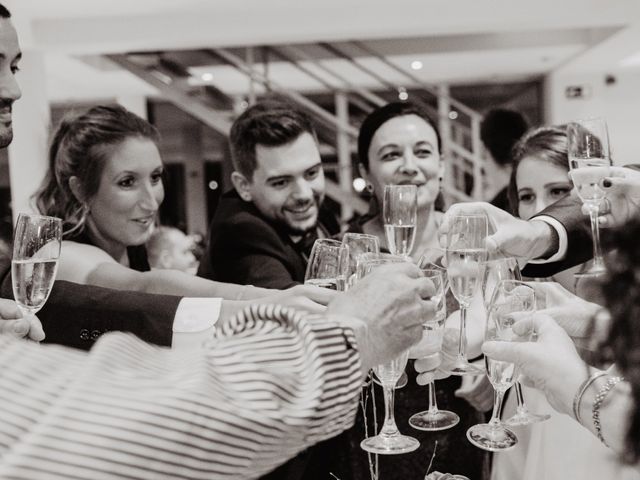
[0,260,433,479]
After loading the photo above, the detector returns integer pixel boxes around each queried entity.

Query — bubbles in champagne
[569,158,609,205]
[447,249,485,304]
[384,224,416,256]
[12,259,58,314]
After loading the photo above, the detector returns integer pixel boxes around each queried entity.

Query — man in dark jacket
[198,99,339,289]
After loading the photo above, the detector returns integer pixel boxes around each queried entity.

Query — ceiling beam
[106,54,233,137]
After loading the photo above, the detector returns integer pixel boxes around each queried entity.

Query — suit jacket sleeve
[0,259,181,350]
[522,192,593,278]
[199,215,302,290]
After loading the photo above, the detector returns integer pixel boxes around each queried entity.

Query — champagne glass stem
[380,385,400,437]
[514,381,528,413]
[427,381,439,414]
[457,304,468,360]
[588,206,605,270]
[488,389,507,427]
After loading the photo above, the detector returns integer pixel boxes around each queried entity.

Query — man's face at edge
[0,17,22,148]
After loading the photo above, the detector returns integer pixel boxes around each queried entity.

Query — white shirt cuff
[171,297,222,349]
[527,216,568,264]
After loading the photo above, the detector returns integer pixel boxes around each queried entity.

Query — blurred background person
[480,108,529,213]
[147,226,198,274]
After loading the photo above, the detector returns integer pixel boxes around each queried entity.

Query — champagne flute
[383,185,417,258]
[482,258,551,427]
[445,214,488,376]
[11,213,62,316]
[360,255,419,455]
[467,280,536,451]
[567,118,611,277]
[409,268,460,431]
[304,238,349,291]
[357,252,409,389]
[342,233,380,290]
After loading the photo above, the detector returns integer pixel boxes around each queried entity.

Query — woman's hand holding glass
[482,258,550,426]
[466,280,536,451]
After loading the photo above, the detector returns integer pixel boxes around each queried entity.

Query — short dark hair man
[198,98,339,288]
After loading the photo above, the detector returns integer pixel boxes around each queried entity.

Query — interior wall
[544,68,640,165]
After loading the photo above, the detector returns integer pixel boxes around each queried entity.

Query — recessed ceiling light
[201,72,214,81]
[448,110,458,120]
[411,60,423,70]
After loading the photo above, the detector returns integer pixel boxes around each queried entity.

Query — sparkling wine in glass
[567,118,611,277]
[482,258,551,427]
[445,214,488,376]
[11,213,62,316]
[359,255,419,455]
[383,185,417,257]
[304,238,349,291]
[342,233,380,290]
[409,269,460,431]
[467,280,536,452]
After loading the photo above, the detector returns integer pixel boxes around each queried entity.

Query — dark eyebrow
[266,174,292,183]
[545,181,572,188]
[304,162,322,172]
[376,144,400,156]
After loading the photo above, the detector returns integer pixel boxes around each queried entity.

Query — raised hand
[441,202,555,261]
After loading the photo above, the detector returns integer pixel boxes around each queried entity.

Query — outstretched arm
[0,305,363,479]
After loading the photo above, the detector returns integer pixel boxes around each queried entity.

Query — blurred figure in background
[147,226,198,274]
[480,108,529,213]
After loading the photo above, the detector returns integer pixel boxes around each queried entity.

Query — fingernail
[603,178,612,188]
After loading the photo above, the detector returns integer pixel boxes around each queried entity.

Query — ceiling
[4,0,640,103]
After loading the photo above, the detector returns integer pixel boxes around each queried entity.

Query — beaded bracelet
[573,370,608,424]
[592,375,624,446]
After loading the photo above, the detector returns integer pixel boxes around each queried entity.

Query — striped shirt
[0,304,363,479]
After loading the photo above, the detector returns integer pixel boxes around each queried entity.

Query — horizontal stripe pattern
[0,305,362,479]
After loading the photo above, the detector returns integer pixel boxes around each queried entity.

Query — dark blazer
[0,260,181,350]
[522,192,592,278]
[198,190,338,289]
